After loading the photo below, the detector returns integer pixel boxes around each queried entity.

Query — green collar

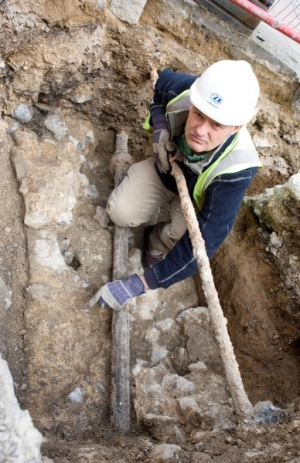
[175,133,211,163]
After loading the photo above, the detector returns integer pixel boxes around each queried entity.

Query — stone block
[291,86,300,121]
[109,0,147,24]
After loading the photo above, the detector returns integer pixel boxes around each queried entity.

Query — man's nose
[196,118,211,134]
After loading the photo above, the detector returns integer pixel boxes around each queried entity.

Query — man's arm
[96,168,258,309]
[151,68,197,109]
[96,168,258,310]
[144,168,258,289]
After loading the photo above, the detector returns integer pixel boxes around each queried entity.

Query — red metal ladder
[229,0,300,42]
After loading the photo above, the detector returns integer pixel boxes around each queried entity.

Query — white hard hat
[189,60,260,126]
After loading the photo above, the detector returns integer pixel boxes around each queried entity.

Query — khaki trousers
[107,157,187,255]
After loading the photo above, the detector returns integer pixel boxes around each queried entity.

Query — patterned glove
[97,274,145,310]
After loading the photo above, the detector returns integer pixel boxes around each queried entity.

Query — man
[97,60,261,310]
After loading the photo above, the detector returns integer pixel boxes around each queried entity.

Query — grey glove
[153,129,178,174]
[97,274,145,311]
[150,102,177,174]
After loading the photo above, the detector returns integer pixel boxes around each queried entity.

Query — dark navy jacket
[144,69,258,290]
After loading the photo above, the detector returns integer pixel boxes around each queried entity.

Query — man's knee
[107,198,127,227]
[107,197,141,228]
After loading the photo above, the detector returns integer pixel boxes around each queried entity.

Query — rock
[94,206,110,228]
[67,387,84,404]
[11,133,85,229]
[252,135,272,148]
[96,0,106,9]
[0,58,7,76]
[190,452,212,462]
[288,172,300,200]
[7,121,19,133]
[0,276,12,353]
[70,93,93,104]
[44,114,68,140]
[68,135,84,149]
[14,103,32,122]
[171,347,189,375]
[109,0,147,24]
[254,400,283,424]
[162,374,195,397]
[148,443,186,463]
[143,414,181,442]
[0,275,12,310]
[0,358,43,462]
[291,85,300,121]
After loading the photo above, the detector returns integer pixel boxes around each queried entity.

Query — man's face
[184,105,241,154]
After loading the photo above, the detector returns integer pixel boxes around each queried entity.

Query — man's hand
[97,274,145,310]
[153,129,178,174]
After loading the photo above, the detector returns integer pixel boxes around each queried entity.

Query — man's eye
[213,123,223,131]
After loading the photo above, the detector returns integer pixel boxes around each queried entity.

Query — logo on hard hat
[210,93,223,105]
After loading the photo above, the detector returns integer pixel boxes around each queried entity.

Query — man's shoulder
[156,69,198,99]
[158,68,197,84]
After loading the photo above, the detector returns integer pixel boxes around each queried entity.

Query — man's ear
[231,125,242,134]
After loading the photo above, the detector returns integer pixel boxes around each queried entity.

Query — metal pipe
[88,133,132,431]
[110,133,132,432]
[229,0,300,43]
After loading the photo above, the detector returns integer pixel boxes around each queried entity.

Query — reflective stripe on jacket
[193,127,262,209]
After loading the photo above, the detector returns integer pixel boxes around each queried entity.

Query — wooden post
[171,161,254,421]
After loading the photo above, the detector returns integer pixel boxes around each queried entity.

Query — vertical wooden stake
[171,160,254,421]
